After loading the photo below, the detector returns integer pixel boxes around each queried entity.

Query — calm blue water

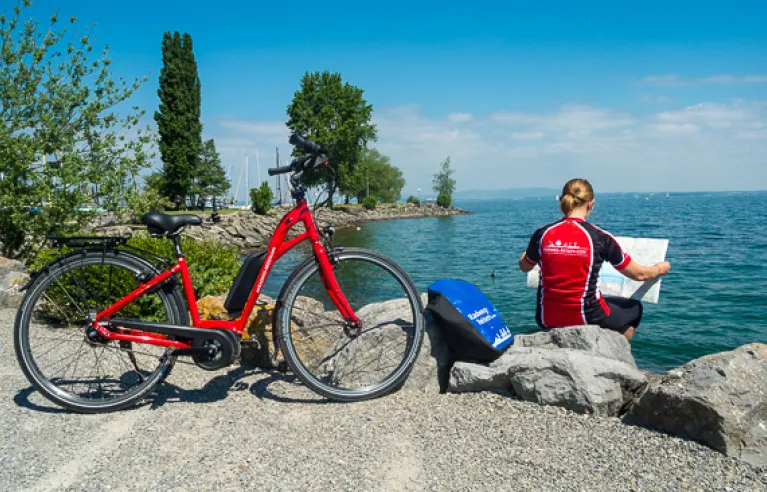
[263,192,767,373]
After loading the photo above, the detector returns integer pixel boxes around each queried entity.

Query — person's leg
[598,297,643,341]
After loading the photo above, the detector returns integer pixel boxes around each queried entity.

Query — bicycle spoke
[280,250,424,401]
[18,252,179,411]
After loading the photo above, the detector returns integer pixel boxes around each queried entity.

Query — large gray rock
[0,257,29,309]
[322,295,451,394]
[514,324,637,366]
[401,300,453,394]
[448,326,647,416]
[450,347,647,416]
[626,343,767,467]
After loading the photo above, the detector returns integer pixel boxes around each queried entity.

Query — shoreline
[91,203,469,251]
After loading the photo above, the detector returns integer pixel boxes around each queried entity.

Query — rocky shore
[1,254,765,487]
[190,292,767,470]
[89,203,468,251]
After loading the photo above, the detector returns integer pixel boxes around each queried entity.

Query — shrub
[250,182,274,215]
[125,188,174,224]
[30,233,241,322]
[436,193,452,208]
[406,195,420,206]
[363,195,378,210]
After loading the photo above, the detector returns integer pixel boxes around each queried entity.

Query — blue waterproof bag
[427,279,513,362]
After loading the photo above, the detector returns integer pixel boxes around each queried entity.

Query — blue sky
[21,0,767,198]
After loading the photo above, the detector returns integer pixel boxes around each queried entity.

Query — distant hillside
[452,187,559,200]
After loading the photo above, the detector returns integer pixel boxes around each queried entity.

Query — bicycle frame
[92,199,359,349]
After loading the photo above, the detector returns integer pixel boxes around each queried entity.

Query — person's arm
[600,230,670,281]
[518,228,543,273]
[620,260,671,281]
[519,252,536,273]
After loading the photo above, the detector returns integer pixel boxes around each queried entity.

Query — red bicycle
[14,135,425,413]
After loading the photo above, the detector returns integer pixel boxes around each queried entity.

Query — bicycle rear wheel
[275,248,424,401]
[14,250,187,413]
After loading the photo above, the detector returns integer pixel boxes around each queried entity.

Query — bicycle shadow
[14,386,70,414]
[150,364,329,409]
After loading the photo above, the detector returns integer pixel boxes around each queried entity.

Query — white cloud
[649,123,700,135]
[640,74,767,86]
[639,94,672,104]
[511,132,544,141]
[448,112,473,123]
[208,100,767,195]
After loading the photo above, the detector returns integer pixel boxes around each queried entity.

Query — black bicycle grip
[289,134,322,154]
[268,165,291,176]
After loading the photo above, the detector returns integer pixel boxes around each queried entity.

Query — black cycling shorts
[596,297,643,333]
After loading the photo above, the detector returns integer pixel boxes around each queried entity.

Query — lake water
[263,192,767,373]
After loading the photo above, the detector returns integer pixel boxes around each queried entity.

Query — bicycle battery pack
[427,279,513,363]
[224,249,267,318]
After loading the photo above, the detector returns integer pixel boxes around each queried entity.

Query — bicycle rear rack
[47,235,131,249]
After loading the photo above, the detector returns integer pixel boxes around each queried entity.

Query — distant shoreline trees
[433,157,456,208]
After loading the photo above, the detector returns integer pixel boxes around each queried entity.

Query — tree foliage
[363,195,378,210]
[286,71,377,206]
[354,149,405,203]
[189,139,229,209]
[432,157,456,198]
[436,193,452,208]
[250,181,273,215]
[154,31,202,208]
[0,1,152,259]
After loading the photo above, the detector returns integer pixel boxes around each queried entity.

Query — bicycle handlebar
[267,165,292,176]
[289,134,323,154]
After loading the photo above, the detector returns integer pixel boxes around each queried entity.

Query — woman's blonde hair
[559,178,594,216]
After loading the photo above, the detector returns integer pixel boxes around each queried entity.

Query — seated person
[518,178,670,341]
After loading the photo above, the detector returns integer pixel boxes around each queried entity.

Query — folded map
[526,237,669,304]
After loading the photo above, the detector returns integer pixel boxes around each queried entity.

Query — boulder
[316,294,452,394]
[0,257,29,309]
[448,326,647,417]
[402,306,453,393]
[626,343,767,467]
[197,294,278,368]
[514,324,637,366]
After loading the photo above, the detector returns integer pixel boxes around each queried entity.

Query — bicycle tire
[275,247,424,402]
[14,249,187,413]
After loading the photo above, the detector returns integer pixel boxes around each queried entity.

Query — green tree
[0,1,152,259]
[154,31,202,208]
[363,195,377,210]
[143,170,166,195]
[432,157,456,199]
[436,193,452,208]
[250,181,273,215]
[286,71,377,207]
[354,149,405,203]
[189,139,230,209]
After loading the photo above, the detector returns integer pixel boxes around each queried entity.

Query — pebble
[0,307,763,491]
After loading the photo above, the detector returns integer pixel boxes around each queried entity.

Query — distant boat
[666,193,670,199]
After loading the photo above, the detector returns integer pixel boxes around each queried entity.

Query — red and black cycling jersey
[523,217,631,328]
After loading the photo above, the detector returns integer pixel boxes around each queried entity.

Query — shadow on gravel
[150,366,329,408]
[13,386,70,414]
[249,372,330,405]
[150,366,254,409]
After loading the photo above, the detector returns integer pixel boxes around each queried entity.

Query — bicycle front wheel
[276,248,424,402]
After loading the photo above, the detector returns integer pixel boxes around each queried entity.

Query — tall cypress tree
[154,32,202,208]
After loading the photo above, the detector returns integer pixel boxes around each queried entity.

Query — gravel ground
[0,308,764,491]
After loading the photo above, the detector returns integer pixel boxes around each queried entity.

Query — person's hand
[654,261,671,276]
